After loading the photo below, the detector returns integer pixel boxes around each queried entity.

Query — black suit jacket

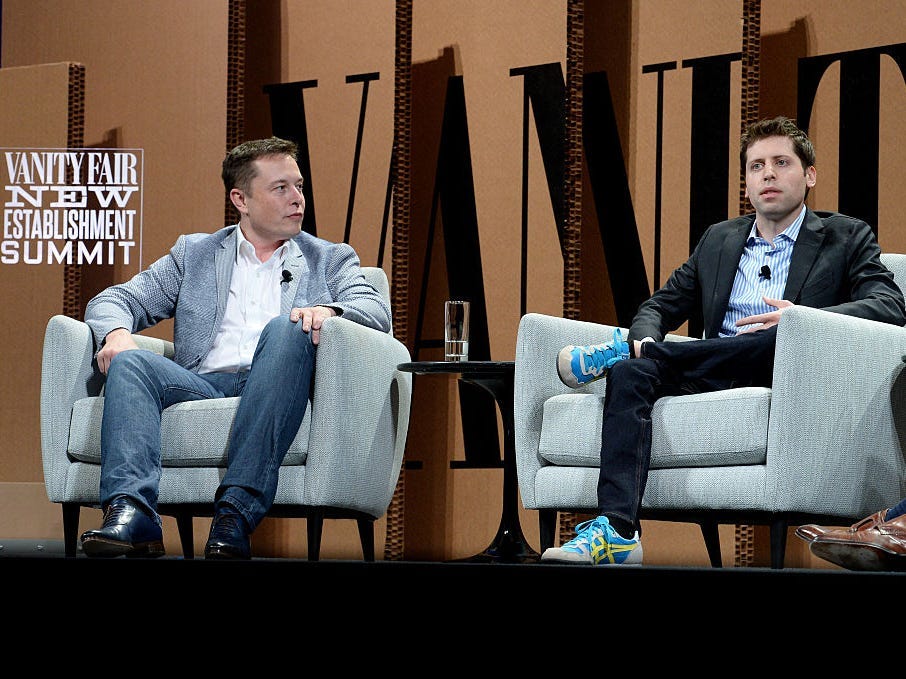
[628,209,906,343]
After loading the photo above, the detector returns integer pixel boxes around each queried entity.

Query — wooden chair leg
[699,521,722,567]
[356,518,375,561]
[307,511,324,561]
[175,513,195,559]
[62,503,80,558]
[539,509,557,552]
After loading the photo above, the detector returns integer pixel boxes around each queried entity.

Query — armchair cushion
[67,396,312,467]
[649,387,770,468]
[538,386,770,469]
[538,394,604,466]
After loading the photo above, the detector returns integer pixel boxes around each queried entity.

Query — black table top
[397,360,515,376]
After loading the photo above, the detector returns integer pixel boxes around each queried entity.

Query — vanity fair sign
[1,148,142,266]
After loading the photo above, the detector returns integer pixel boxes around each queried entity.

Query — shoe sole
[557,347,607,389]
[540,550,590,564]
[541,545,643,565]
[809,540,906,572]
[204,546,251,560]
[81,536,165,558]
[540,556,643,566]
[794,526,831,544]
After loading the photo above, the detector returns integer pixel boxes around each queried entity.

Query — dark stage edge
[4,556,902,628]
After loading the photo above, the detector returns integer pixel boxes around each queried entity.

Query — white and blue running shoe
[557,328,629,388]
[541,515,643,565]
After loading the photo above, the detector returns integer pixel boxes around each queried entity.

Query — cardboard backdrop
[2,0,904,563]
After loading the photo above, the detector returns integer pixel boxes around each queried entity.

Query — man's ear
[806,165,817,187]
[229,188,247,214]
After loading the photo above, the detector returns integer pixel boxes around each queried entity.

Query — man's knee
[260,315,316,357]
[609,356,655,380]
[262,313,295,335]
[107,348,159,378]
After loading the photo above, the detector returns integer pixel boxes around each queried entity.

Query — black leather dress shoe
[80,496,165,558]
[204,506,251,560]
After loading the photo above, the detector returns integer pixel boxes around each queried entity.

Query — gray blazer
[85,225,392,371]
[629,209,906,342]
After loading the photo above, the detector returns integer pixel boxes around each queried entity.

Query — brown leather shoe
[808,513,906,571]
[794,509,889,544]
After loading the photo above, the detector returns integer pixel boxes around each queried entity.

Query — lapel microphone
[759,264,771,280]
[281,270,293,284]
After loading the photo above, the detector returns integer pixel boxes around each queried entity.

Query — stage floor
[5,555,901,620]
[4,556,901,666]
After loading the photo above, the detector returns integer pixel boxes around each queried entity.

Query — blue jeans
[100,314,316,532]
[597,326,778,533]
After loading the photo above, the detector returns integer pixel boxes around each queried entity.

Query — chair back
[361,266,390,305]
[881,253,906,304]
[361,266,394,335]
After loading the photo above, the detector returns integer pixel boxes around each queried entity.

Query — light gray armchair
[41,267,412,560]
[514,254,906,568]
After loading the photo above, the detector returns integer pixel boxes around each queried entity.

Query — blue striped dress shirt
[719,206,806,336]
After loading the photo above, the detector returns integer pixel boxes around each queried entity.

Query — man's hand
[96,328,139,375]
[289,305,337,345]
[736,296,794,333]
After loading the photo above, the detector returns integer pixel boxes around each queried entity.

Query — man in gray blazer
[545,116,906,565]
[79,137,391,559]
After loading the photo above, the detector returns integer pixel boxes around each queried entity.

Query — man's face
[237,154,305,242]
[744,135,816,224]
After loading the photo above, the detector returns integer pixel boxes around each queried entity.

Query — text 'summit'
[1,148,143,265]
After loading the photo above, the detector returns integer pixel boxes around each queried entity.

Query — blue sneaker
[557,328,629,388]
[540,516,643,565]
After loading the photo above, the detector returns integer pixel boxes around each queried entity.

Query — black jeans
[596,325,778,533]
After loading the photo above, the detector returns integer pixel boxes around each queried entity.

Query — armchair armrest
[768,305,906,518]
[515,313,623,508]
[304,315,413,517]
[131,333,176,358]
[41,315,99,500]
[40,315,177,501]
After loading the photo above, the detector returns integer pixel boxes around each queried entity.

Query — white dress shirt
[198,229,286,373]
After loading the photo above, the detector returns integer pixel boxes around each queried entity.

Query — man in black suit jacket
[543,116,906,565]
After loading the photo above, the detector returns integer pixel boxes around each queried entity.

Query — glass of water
[444,300,470,361]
